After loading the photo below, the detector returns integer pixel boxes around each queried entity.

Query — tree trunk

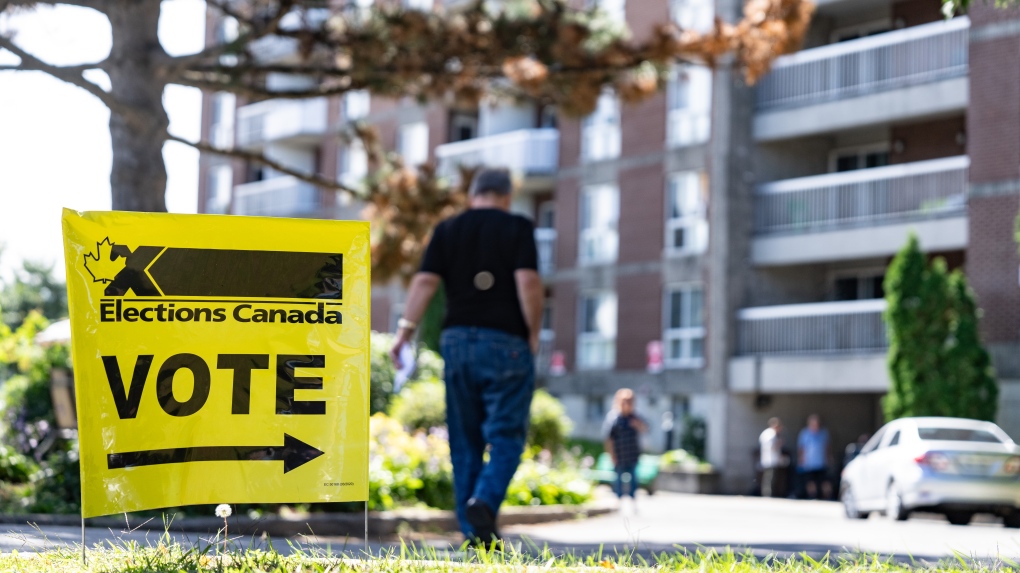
[106,1,170,212]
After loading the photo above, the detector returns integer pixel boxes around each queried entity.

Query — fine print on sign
[62,210,370,518]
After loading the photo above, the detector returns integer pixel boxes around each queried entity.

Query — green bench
[583,452,661,494]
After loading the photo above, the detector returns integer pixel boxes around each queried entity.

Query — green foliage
[679,415,707,461]
[659,449,712,473]
[527,390,574,452]
[884,235,998,422]
[503,453,593,507]
[0,445,34,483]
[369,331,443,415]
[0,260,67,330]
[388,377,446,432]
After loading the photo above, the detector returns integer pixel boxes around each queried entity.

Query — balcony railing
[535,329,555,376]
[232,176,323,217]
[737,299,888,355]
[236,98,328,148]
[754,156,968,234]
[756,17,969,110]
[535,228,557,277]
[435,128,559,181]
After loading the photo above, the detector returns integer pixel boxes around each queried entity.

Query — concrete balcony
[730,299,890,393]
[755,17,969,141]
[752,156,969,265]
[232,176,324,218]
[435,129,559,189]
[236,98,328,149]
[535,227,556,277]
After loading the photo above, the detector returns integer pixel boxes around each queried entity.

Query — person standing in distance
[390,169,544,545]
[603,388,648,512]
[759,417,783,498]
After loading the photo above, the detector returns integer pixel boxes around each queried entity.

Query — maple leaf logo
[83,237,126,284]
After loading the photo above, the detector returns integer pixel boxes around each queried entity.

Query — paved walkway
[1,493,1018,562]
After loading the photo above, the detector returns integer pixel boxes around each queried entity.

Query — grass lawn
[0,540,1013,572]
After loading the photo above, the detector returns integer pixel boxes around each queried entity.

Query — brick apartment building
[197,0,1020,492]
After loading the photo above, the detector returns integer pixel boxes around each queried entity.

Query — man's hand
[390,328,413,369]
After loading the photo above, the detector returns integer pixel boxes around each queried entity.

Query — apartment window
[834,273,885,301]
[831,144,889,172]
[581,91,621,162]
[449,111,479,142]
[832,20,891,43]
[578,292,617,370]
[586,0,626,22]
[343,90,370,121]
[209,93,236,148]
[666,171,708,254]
[667,65,712,148]
[205,165,232,215]
[398,121,430,167]
[586,395,607,422]
[338,140,369,190]
[664,285,705,368]
[671,0,713,33]
[579,184,619,264]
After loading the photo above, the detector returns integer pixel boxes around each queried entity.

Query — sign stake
[364,501,368,555]
[80,515,85,566]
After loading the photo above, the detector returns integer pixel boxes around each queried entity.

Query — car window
[888,431,900,447]
[860,428,886,454]
[917,427,1003,443]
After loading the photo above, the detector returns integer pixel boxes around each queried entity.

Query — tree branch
[166,134,364,199]
[0,37,130,114]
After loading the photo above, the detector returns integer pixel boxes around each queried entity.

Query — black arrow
[107,434,324,473]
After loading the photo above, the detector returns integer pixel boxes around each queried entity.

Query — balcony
[755,18,969,140]
[535,329,556,377]
[236,98,328,149]
[729,300,891,393]
[232,176,324,218]
[752,156,969,265]
[435,129,558,185]
[535,228,557,277]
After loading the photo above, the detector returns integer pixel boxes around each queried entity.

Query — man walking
[390,169,544,545]
[603,388,647,513]
[759,417,783,498]
[797,414,832,500]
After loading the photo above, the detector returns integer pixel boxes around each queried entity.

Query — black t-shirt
[419,209,538,340]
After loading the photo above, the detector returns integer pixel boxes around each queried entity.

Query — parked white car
[840,417,1020,526]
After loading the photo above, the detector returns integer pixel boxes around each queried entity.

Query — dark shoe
[465,498,499,545]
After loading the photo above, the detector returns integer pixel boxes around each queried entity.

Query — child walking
[603,388,648,512]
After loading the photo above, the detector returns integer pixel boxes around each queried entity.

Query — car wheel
[841,486,868,520]
[1004,513,1020,529]
[945,511,973,526]
[885,483,908,522]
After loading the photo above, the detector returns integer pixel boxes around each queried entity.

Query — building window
[833,272,885,300]
[578,291,617,370]
[664,285,705,368]
[830,144,890,172]
[579,184,619,264]
[209,92,236,148]
[448,111,479,142]
[338,140,369,191]
[205,165,232,215]
[586,395,607,422]
[398,121,430,167]
[581,91,621,162]
[667,65,712,148]
[671,0,713,33]
[343,90,370,121]
[666,171,708,254]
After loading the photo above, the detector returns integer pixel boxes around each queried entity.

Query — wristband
[397,317,418,331]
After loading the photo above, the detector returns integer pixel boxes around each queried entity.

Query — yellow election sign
[61,209,369,518]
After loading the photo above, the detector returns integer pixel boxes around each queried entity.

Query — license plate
[956,455,995,475]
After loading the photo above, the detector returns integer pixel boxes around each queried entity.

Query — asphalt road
[1,493,1018,562]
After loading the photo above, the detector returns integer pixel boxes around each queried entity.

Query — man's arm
[515,269,544,352]
[389,272,441,368]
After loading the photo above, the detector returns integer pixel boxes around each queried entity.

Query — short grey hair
[469,168,513,196]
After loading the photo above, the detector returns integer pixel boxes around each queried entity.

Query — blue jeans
[441,327,535,538]
[614,462,638,498]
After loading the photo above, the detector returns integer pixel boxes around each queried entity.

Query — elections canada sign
[62,210,370,518]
